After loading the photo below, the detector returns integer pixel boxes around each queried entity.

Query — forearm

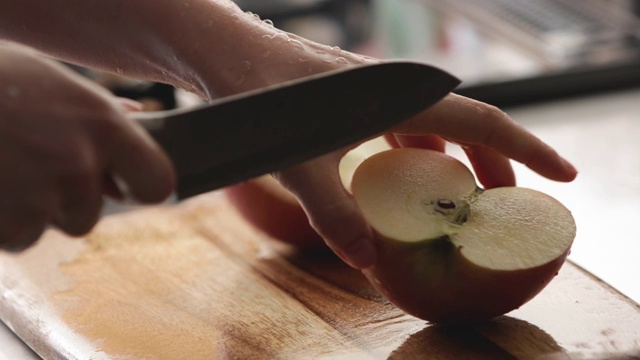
[0,0,363,99]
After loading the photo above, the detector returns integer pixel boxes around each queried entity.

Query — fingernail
[117,98,144,112]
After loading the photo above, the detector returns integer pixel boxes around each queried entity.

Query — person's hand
[167,12,578,270]
[0,44,175,251]
[0,1,576,263]
[273,92,577,269]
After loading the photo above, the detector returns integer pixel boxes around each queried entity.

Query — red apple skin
[363,236,569,324]
[224,176,325,247]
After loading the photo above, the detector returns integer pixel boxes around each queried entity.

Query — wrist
[163,3,375,99]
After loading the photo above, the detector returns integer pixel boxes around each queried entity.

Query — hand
[273,92,577,270]
[158,10,576,270]
[169,14,578,270]
[0,44,175,251]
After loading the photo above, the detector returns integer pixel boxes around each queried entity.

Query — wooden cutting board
[1,192,639,359]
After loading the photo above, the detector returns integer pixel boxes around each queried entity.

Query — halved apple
[351,148,576,324]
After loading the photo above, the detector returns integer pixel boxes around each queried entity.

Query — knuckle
[62,97,127,148]
[476,103,509,124]
[473,104,509,146]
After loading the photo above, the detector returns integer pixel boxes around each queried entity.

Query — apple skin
[352,148,576,324]
[225,176,325,247]
[363,239,569,324]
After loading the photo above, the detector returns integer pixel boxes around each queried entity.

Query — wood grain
[1,193,639,359]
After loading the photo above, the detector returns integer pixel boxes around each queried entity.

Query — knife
[131,61,460,200]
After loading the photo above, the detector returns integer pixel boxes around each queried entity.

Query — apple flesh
[351,148,576,324]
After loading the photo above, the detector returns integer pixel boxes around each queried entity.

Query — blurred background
[76,0,640,110]
[234,0,640,107]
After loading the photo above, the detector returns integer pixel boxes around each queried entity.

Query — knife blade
[132,61,459,199]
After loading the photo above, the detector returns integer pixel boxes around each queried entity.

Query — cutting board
[1,192,639,359]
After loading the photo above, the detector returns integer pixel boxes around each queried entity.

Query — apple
[351,148,576,324]
[225,175,325,247]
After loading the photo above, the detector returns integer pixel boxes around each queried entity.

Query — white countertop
[0,321,40,359]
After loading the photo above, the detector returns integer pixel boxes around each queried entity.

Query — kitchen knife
[131,61,460,199]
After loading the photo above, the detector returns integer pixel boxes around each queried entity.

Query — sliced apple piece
[351,148,576,324]
[225,176,324,247]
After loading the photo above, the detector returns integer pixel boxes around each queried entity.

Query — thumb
[274,155,376,269]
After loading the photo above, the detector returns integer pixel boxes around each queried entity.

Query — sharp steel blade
[133,61,460,199]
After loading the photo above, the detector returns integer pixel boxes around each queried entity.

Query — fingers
[275,154,376,269]
[0,46,176,252]
[394,93,578,182]
[0,181,58,251]
[51,141,103,235]
[0,201,50,252]
[385,132,514,188]
[106,119,176,203]
[77,94,175,203]
[1,219,47,252]
[0,116,175,251]
[385,134,446,152]
[463,145,516,188]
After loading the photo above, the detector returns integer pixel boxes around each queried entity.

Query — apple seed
[436,199,456,209]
